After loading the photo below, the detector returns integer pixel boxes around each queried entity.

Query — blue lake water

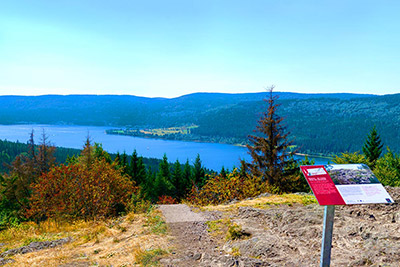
[0,124,330,171]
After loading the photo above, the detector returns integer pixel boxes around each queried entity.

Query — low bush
[26,159,136,221]
[187,169,265,206]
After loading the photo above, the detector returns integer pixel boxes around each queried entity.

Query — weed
[134,247,168,266]
[81,225,107,243]
[231,246,241,257]
[117,225,127,233]
[205,218,231,237]
[144,210,167,235]
[22,235,48,246]
[226,223,244,240]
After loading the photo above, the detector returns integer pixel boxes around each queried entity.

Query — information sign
[300,164,393,205]
[300,163,394,267]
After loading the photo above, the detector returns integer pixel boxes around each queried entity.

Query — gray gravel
[158,204,206,223]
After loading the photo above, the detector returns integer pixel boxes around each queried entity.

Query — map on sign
[300,164,394,205]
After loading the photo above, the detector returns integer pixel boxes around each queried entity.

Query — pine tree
[362,125,383,166]
[220,166,227,178]
[239,159,248,178]
[193,154,206,187]
[93,143,112,163]
[171,159,183,199]
[182,159,193,192]
[121,151,128,171]
[114,152,121,167]
[154,154,174,198]
[247,86,295,191]
[80,136,93,168]
[129,150,146,186]
[37,129,55,175]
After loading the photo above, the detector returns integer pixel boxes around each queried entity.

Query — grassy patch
[202,193,317,212]
[0,220,79,251]
[144,209,167,235]
[1,212,170,266]
[230,246,241,257]
[226,223,245,241]
[205,218,231,237]
[134,247,168,266]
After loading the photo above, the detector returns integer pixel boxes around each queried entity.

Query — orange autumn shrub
[26,159,136,221]
[187,169,265,206]
[157,195,177,204]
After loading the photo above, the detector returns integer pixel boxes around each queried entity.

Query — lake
[0,124,330,170]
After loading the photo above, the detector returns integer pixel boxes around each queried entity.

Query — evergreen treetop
[362,125,383,165]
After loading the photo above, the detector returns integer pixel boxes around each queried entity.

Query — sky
[0,0,399,98]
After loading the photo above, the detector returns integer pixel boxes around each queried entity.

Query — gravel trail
[158,204,206,223]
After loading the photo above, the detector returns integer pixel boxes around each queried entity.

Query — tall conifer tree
[154,154,174,198]
[362,125,383,166]
[171,159,183,199]
[247,86,295,191]
[193,154,206,187]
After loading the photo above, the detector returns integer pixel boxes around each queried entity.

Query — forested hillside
[1,92,399,155]
[0,139,164,173]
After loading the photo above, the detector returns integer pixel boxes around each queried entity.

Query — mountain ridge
[0,92,398,155]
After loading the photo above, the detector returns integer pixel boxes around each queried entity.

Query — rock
[193,253,202,260]
[0,237,72,258]
[0,257,15,266]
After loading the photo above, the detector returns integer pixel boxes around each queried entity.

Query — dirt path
[158,204,266,266]
[158,204,217,266]
[158,204,207,223]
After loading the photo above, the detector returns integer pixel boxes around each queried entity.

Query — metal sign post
[320,205,335,267]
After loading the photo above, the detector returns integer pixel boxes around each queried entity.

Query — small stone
[193,253,202,260]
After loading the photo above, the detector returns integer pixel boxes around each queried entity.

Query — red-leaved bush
[26,159,136,221]
[157,195,177,204]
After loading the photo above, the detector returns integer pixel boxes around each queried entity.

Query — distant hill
[1,92,399,155]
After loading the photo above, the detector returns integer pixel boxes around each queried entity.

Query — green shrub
[374,149,400,186]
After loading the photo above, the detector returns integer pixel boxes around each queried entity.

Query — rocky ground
[159,187,400,266]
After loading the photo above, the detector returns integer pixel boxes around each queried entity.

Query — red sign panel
[300,165,346,205]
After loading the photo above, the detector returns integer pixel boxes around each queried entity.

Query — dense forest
[0,92,399,155]
[0,138,177,173]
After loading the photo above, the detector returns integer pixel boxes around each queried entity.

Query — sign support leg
[320,205,335,267]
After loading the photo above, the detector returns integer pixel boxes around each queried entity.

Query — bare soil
[159,187,400,266]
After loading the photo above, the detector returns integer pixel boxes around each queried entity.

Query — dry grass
[200,193,317,212]
[2,209,170,266]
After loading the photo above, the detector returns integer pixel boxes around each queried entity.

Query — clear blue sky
[0,0,399,97]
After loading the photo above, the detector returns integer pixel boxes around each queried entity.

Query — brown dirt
[158,187,400,266]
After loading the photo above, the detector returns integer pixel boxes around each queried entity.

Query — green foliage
[226,223,249,241]
[280,156,313,193]
[144,209,167,235]
[362,125,383,167]
[193,154,206,187]
[333,151,370,165]
[152,154,175,201]
[135,248,168,267]
[374,148,400,186]
[128,188,152,214]
[128,150,147,185]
